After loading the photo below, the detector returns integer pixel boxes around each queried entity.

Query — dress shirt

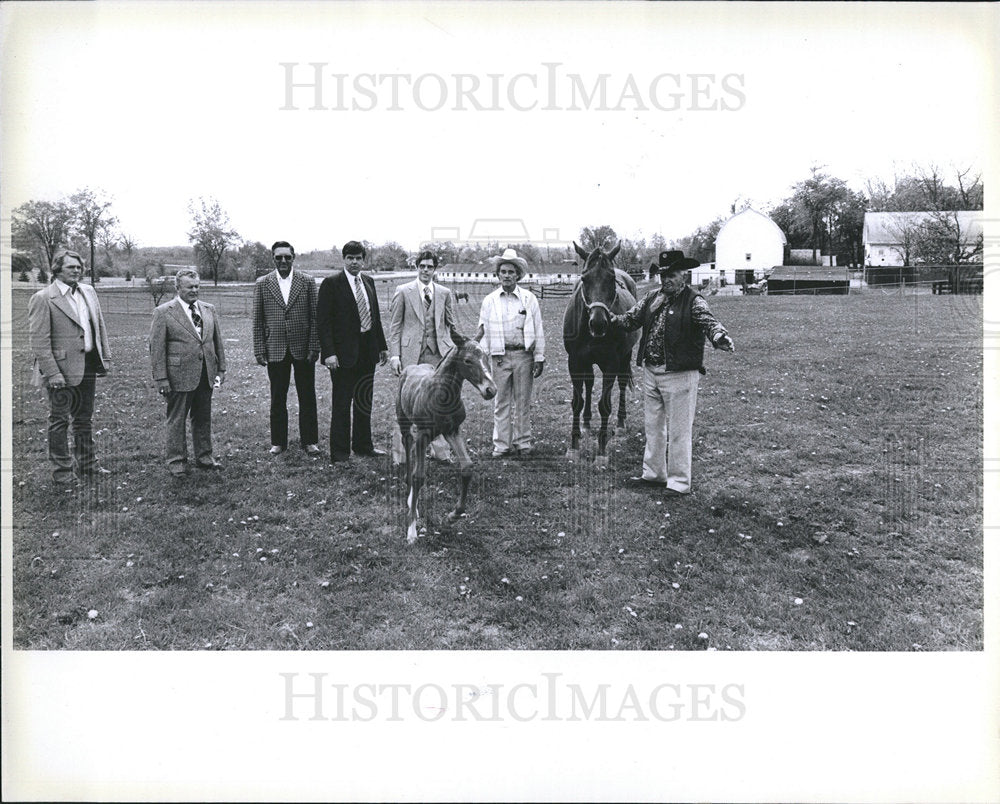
[55,279,95,352]
[276,269,294,305]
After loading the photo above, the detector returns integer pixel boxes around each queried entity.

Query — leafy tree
[11,199,74,270]
[368,241,408,272]
[235,240,274,280]
[98,222,119,276]
[912,211,983,265]
[187,197,239,286]
[675,217,725,264]
[790,166,850,264]
[578,225,618,251]
[69,188,116,284]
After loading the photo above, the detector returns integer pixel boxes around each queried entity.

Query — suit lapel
[286,272,302,309]
[408,281,425,323]
[266,273,286,308]
[50,285,82,328]
[171,299,200,339]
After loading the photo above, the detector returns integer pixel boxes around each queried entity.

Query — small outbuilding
[767,265,850,295]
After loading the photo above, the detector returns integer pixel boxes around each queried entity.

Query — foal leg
[406,428,430,544]
[442,431,473,523]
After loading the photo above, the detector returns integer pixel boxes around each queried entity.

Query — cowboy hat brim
[652,256,700,276]
[490,254,528,278]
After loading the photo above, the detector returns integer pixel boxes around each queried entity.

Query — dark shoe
[663,487,690,497]
[168,464,188,477]
[354,447,387,457]
[304,444,321,456]
[629,476,667,487]
[53,473,78,486]
[330,453,350,463]
[196,458,222,470]
[269,445,285,456]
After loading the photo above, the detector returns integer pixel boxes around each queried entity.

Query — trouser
[329,331,377,458]
[46,353,100,480]
[391,347,451,463]
[267,351,318,448]
[491,348,534,452]
[165,363,214,467]
[641,366,700,492]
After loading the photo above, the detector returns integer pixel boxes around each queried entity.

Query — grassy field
[9,282,983,650]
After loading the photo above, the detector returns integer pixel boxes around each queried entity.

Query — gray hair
[175,268,200,284]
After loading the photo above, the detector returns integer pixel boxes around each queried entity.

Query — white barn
[715,208,787,284]
[863,211,983,266]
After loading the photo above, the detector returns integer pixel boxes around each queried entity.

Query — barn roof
[863,211,983,245]
[717,208,788,245]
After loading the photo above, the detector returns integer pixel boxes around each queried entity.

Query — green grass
[9,285,983,650]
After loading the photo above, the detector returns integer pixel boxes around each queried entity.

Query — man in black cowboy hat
[611,249,734,494]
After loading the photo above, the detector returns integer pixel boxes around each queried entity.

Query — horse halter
[579,255,617,315]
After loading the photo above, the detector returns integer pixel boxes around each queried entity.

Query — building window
[745,252,751,261]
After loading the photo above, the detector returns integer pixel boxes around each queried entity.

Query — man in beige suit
[149,268,227,476]
[387,250,460,465]
[27,249,112,484]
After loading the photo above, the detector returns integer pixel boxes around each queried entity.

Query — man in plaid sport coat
[252,241,321,456]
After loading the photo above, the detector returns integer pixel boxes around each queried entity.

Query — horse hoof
[406,522,419,544]
[446,510,461,524]
[566,449,580,461]
[594,456,609,470]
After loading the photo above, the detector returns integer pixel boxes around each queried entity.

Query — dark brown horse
[563,242,640,467]
[397,333,497,543]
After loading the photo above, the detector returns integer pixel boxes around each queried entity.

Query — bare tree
[69,188,116,284]
[98,222,119,275]
[11,199,74,270]
[187,197,239,286]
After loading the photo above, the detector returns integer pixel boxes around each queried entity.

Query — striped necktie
[353,276,372,331]
[424,287,432,310]
[189,303,203,337]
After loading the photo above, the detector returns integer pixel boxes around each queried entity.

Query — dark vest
[637,286,706,374]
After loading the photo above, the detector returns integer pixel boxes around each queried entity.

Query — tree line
[11,163,983,286]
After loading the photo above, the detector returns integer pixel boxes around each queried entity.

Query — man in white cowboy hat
[611,249,734,495]
[475,248,545,457]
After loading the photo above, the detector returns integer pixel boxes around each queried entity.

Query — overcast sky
[1,1,994,253]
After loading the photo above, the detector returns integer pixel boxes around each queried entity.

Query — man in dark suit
[316,240,388,462]
[27,249,112,484]
[149,268,227,477]
[252,241,321,456]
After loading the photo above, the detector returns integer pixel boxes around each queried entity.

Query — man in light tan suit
[27,249,112,484]
[149,268,227,476]
[387,250,460,465]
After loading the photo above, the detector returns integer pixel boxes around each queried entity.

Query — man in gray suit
[27,249,112,484]
[149,268,227,477]
[252,241,320,456]
[387,249,460,465]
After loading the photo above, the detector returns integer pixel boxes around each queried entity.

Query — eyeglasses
[274,256,293,262]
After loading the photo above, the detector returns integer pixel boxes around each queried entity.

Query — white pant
[492,349,534,452]
[641,366,700,492]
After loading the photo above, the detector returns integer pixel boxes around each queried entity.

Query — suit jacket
[149,297,227,392]
[28,281,111,387]
[252,270,320,362]
[316,270,387,369]
[388,279,458,367]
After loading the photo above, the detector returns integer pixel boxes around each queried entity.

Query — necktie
[354,277,372,331]
[189,303,203,336]
[424,287,432,310]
